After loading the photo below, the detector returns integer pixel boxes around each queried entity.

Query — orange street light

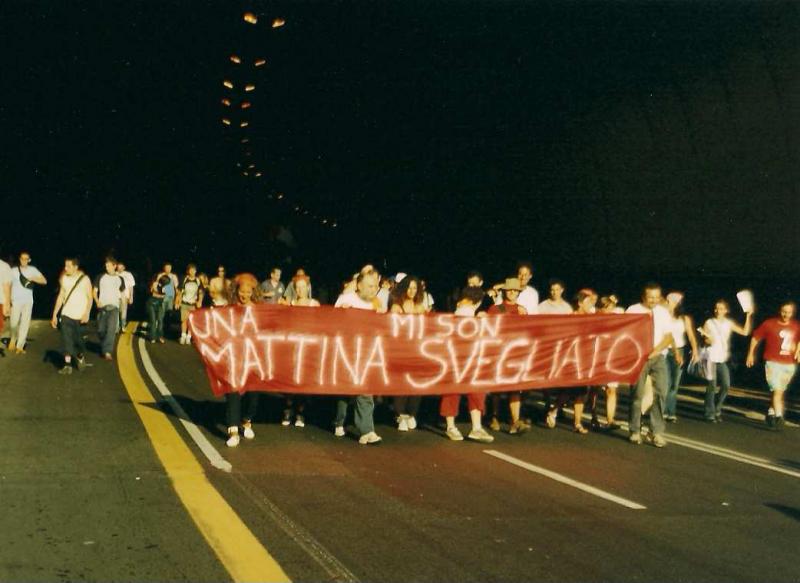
[272,18,285,28]
[223,80,234,89]
[254,58,267,67]
[221,98,231,106]
[240,101,251,109]
[244,84,255,92]
[243,12,257,24]
[230,55,242,64]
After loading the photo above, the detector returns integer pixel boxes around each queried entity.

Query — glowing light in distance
[223,80,234,89]
[243,12,257,24]
[221,118,231,125]
[244,84,255,92]
[240,121,249,128]
[230,55,241,64]
[254,59,267,67]
[221,98,231,106]
[240,101,251,109]
[241,138,249,144]
[272,18,285,28]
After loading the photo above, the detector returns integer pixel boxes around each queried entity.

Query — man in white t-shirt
[625,283,676,447]
[116,262,136,331]
[0,257,11,352]
[538,279,574,315]
[333,271,385,445]
[8,251,47,354]
[51,257,93,374]
[515,262,539,315]
[93,258,126,360]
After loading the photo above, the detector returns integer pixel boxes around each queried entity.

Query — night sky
[2,1,799,311]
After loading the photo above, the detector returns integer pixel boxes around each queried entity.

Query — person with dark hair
[177,263,203,345]
[390,275,427,431]
[209,265,231,307]
[260,267,285,304]
[515,261,539,315]
[93,257,125,360]
[224,273,263,447]
[333,270,384,445]
[544,289,596,434]
[588,294,626,429]
[625,283,676,447]
[8,251,47,354]
[538,279,573,315]
[700,298,753,423]
[146,272,171,344]
[663,292,700,422]
[747,301,800,429]
[116,262,136,331]
[50,257,92,374]
[465,271,495,314]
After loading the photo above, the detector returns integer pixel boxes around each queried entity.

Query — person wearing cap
[224,273,263,447]
[487,278,528,434]
[663,291,700,422]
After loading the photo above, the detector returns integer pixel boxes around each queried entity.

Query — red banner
[188,305,653,396]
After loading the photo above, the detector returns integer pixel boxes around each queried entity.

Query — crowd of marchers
[1,254,798,449]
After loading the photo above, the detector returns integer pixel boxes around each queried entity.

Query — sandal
[573,424,588,435]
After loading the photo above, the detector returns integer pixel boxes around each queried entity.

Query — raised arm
[731,312,754,336]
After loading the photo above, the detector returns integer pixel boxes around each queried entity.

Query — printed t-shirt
[753,318,800,364]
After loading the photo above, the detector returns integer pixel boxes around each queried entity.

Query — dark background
[1,0,798,320]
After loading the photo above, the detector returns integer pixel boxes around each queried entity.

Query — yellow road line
[117,324,291,583]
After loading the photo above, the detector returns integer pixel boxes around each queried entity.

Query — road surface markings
[117,324,291,583]
[137,336,232,472]
[483,449,647,510]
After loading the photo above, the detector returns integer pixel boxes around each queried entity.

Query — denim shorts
[765,361,797,392]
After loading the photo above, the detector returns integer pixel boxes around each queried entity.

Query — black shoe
[767,414,776,428]
[775,416,785,430]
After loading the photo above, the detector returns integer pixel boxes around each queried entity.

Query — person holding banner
[281,274,319,428]
[390,275,427,432]
[224,273,263,447]
[700,299,753,423]
[746,301,800,429]
[544,289,596,434]
[333,271,384,445]
[626,283,675,447]
[440,287,494,443]
[488,278,529,435]
[588,294,625,429]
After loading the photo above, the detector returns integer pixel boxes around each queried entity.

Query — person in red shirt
[746,301,800,429]
[488,278,528,434]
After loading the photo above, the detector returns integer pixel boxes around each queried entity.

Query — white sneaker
[226,428,240,447]
[179,335,186,345]
[445,426,464,441]
[467,427,495,443]
[242,423,255,440]
[398,416,409,432]
[294,415,305,428]
[334,426,345,437]
[358,431,382,445]
[407,416,417,430]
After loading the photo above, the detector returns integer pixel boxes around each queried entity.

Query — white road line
[483,450,647,510]
[137,337,232,473]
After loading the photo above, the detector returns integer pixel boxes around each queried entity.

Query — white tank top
[670,317,686,348]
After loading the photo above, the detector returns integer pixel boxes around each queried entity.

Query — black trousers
[60,316,86,360]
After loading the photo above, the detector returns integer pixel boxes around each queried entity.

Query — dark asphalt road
[3,322,800,582]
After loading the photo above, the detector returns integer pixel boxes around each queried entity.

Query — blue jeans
[705,362,731,419]
[146,297,166,341]
[665,349,685,417]
[629,355,668,437]
[60,316,86,360]
[335,396,375,436]
[97,306,119,355]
